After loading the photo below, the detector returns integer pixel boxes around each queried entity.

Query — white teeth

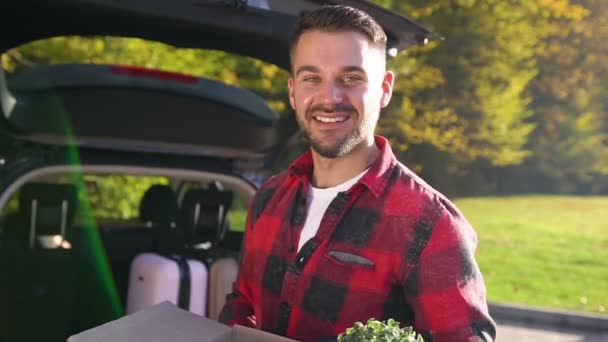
[314,116,347,123]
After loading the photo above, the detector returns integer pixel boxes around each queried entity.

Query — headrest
[179,183,233,245]
[17,182,79,248]
[139,185,178,227]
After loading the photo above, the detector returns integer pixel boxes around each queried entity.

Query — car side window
[0,191,19,238]
[77,174,170,223]
[177,180,247,233]
[226,194,247,232]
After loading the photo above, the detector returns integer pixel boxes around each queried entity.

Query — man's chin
[310,141,351,159]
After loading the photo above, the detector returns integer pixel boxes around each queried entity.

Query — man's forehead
[291,31,384,70]
[295,30,372,50]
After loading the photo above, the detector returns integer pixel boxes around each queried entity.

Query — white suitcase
[207,257,239,320]
[126,253,208,316]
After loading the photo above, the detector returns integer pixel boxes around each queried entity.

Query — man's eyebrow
[295,65,319,77]
[294,65,367,77]
[342,66,366,74]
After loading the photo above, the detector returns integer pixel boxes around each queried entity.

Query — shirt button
[288,246,295,253]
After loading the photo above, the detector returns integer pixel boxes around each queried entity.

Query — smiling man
[219,5,496,342]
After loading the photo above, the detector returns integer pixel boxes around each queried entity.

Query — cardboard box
[67,301,298,342]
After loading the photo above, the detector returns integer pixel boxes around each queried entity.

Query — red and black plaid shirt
[219,136,496,342]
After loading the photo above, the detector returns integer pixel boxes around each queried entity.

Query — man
[219,5,496,342]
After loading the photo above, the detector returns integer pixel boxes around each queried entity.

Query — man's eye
[343,75,363,83]
[303,76,320,82]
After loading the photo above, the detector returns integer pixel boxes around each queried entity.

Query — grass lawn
[455,195,608,315]
[228,195,608,315]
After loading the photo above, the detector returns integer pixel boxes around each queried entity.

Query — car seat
[0,182,78,342]
[178,182,238,320]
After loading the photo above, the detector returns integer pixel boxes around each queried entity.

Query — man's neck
[311,139,379,189]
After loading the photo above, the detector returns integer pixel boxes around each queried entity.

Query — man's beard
[297,104,373,159]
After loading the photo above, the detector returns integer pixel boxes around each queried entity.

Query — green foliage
[526,0,608,192]
[380,0,581,167]
[338,318,424,342]
[1,195,18,217]
[77,175,169,221]
[370,0,606,194]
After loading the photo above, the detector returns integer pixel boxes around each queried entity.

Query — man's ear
[288,77,296,110]
[380,71,395,108]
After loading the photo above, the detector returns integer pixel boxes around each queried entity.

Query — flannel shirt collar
[288,135,397,198]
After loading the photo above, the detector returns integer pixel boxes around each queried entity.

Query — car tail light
[109,65,198,84]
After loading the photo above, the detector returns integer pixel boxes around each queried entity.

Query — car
[0,1,434,341]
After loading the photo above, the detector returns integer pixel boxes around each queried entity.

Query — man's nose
[318,81,344,104]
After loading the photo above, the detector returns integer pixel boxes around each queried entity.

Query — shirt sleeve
[217,195,257,328]
[404,204,497,341]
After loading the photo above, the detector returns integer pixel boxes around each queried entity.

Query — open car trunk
[3,63,289,159]
[0,0,436,168]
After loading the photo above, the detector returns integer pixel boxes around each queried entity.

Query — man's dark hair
[289,5,387,60]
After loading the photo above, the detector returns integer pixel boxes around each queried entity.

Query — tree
[372,0,588,195]
[525,0,608,193]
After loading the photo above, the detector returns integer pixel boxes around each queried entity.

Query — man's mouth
[313,115,349,123]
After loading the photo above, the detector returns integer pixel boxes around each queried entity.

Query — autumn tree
[525,0,608,193]
[372,0,588,195]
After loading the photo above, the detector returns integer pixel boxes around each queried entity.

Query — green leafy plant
[337,318,424,342]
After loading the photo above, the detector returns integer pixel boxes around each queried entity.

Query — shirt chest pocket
[314,250,387,294]
[325,251,375,268]
[320,250,377,277]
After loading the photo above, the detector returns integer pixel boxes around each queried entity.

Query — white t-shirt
[297,168,369,252]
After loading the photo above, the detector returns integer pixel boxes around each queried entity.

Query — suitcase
[207,257,239,320]
[126,253,208,316]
